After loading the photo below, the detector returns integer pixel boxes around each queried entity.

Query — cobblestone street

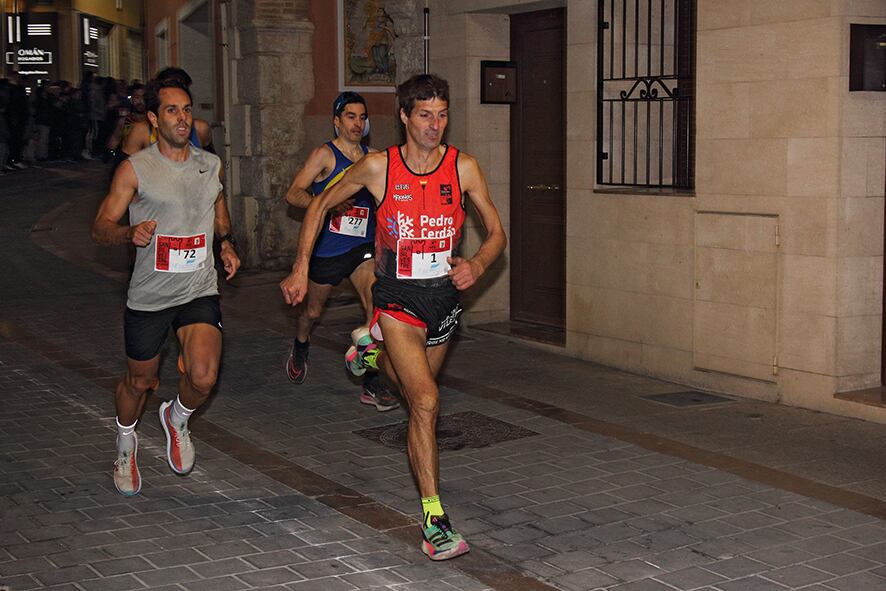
[2,162,885,591]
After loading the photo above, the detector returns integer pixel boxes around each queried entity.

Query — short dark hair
[397,74,449,116]
[145,78,192,116]
[333,91,367,118]
[154,67,192,87]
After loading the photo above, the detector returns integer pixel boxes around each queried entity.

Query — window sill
[593,186,695,197]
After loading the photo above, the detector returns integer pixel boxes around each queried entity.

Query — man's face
[401,97,448,151]
[130,89,145,113]
[334,102,367,142]
[148,87,192,148]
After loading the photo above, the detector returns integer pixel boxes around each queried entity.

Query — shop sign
[5,48,53,65]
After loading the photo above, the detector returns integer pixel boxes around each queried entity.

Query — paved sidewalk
[2,162,886,591]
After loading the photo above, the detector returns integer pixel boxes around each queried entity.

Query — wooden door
[510,8,566,327]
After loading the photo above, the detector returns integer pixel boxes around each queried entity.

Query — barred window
[596,0,696,189]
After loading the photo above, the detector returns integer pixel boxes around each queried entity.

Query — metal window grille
[596,0,696,189]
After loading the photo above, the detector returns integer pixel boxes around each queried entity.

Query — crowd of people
[0,70,146,174]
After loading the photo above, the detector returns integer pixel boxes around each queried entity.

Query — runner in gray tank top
[91,78,240,496]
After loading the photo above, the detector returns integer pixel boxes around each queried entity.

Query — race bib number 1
[155,234,207,273]
[396,236,452,279]
[329,206,369,237]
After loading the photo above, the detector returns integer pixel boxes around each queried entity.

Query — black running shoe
[286,340,309,384]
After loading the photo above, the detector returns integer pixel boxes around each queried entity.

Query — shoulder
[454,149,478,171]
[130,119,150,134]
[127,143,155,165]
[309,142,335,161]
[194,119,212,146]
[193,148,222,171]
[195,146,221,164]
[360,150,389,173]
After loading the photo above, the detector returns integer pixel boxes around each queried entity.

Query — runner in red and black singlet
[280,74,507,562]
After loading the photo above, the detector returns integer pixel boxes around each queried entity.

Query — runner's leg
[116,356,161,425]
[376,313,448,497]
[158,322,221,475]
[296,280,334,343]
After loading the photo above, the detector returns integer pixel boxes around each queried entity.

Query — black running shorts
[371,277,462,347]
[124,295,222,361]
[309,242,374,286]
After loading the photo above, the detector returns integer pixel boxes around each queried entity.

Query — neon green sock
[363,347,381,370]
[421,495,444,528]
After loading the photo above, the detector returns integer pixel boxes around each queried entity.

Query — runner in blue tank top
[282,92,398,411]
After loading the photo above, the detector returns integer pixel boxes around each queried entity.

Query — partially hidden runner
[280,74,506,560]
[282,91,398,412]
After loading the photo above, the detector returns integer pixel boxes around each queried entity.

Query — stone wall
[224,0,314,269]
[228,0,426,269]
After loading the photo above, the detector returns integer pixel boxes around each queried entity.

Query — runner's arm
[106,116,125,151]
[284,145,333,208]
[120,120,150,156]
[214,168,240,280]
[447,153,507,291]
[91,160,155,247]
[280,152,386,305]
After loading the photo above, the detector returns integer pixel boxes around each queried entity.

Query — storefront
[3,11,59,87]
[79,12,112,78]
[1,0,143,84]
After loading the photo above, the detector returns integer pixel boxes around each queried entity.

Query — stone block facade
[431,0,886,422]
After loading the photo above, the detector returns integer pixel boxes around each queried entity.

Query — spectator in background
[6,71,29,169]
[34,85,53,162]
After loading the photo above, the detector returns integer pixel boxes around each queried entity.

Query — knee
[304,304,324,323]
[186,365,218,395]
[405,388,439,420]
[126,373,156,396]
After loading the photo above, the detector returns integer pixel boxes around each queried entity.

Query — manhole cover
[642,391,732,407]
[354,410,538,452]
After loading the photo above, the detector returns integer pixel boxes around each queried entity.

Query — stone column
[225,0,314,269]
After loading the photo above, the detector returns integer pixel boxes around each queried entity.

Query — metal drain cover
[354,410,538,452]
[642,391,732,407]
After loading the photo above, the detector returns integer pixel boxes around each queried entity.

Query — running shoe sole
[360,391,399,412]
[421,538,470,561]
[345,345,367,376]
[285,349,307,384]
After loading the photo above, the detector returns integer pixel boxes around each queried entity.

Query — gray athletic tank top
[126,143,223,311]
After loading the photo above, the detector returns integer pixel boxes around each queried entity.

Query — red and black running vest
[376,145,465,288]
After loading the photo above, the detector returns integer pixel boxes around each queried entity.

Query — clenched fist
[129,220,157,247]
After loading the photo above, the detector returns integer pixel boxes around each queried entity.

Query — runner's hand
[129,220,156,247]
[447,256,481,291]
[280,269,308,306]
[219,242,240,280]
[332,198,356,215]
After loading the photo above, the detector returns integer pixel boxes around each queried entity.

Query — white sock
[172,396,194,428]
[116,417,137,453]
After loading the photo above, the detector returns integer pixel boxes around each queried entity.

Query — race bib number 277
[329,206,369,237]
